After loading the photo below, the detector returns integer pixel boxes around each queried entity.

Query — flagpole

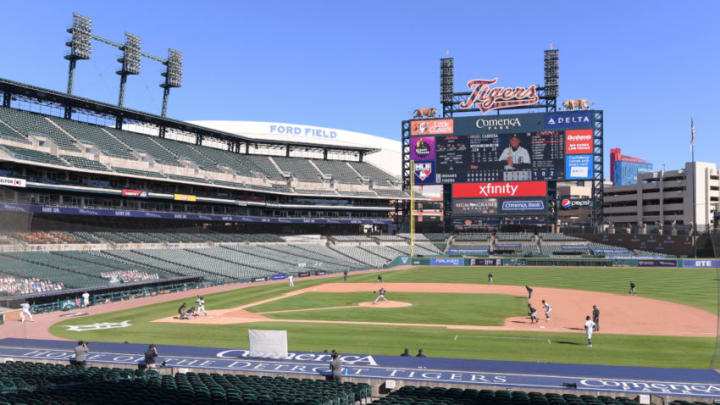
[691,116,697,258]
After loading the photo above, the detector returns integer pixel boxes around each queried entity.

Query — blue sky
[2,1,718,174]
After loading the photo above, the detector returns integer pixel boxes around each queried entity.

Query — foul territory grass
[248,292,527,326]
[50,266,719,368]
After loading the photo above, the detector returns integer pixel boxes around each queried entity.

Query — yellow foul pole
[410,160,415,259]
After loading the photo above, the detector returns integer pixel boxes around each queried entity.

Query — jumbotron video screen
[409,111,596,185]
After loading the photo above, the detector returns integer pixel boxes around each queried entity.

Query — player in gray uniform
[373,287,388,304]
[542,299,552,321]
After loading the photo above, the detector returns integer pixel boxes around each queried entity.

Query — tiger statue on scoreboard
[413,108,437,119]
[562,99,594,110]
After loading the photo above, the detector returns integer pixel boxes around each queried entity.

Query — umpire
[592,305,600,332]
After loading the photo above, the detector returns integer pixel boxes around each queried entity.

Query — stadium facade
[603,161,720,232]
[191,121,401,178]
[0,78,410,236]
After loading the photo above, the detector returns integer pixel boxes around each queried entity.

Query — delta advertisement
[544,111,593,130]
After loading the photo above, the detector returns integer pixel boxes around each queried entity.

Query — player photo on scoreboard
[497,133,533,181]
[497,133,532,168]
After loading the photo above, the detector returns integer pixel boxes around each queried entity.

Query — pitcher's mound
[358,301,412,308]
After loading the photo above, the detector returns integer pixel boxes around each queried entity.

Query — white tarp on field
[248,329,288,359]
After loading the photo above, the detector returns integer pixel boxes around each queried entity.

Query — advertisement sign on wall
[174,194,197,202]
[122,189,148,198]
[410,136,436,160]
[637,259,677,267]
[682,260,720,268]
[410,119,454,136]
[452,198,498,215]
[430,258,463,266]
[0,177,26,188]
[565,155,593,180]
[452,181,547,198]
[413,161,436,184]
[565,129,593,154]
[544,111,593,130]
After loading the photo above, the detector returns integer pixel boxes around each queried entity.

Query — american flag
[691,117,695,145]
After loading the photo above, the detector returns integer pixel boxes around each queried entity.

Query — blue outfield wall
[1,339,719,398]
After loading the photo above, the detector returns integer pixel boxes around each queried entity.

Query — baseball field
[49,266,719,369]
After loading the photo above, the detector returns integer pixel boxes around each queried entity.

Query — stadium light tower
[116,33,142,107]
[160,49,183,117]
[65,13,92,95]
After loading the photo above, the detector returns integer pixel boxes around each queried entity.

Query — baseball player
[629,281,636,295]
[178,303,187,320]
[592,305,600,331]
[373,287,388,304]
[288,274,294,287]
[528,303,538,324]
[377,274,383,283]
[542,299,552,321]
[488,272,494,283]
[196,296,208,316]
[82,292,90,308]
[525,285,533,299]
[584,315,596,347]
[20,302,33,323]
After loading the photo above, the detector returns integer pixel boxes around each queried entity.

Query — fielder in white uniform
[542,299,552,321]
[82,292,90,308]
[288,274,294,287]
[584,315,596,347]
[195,296,207,316]
[20,302,33,323]
[373,287,388,304]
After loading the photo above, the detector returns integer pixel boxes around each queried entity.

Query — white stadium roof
[190,120,401,177]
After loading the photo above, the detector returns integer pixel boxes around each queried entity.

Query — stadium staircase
[129,250,228,281]
[326,244,376,267]
[358,246,393,262]
[96,251,187,278]
[191,248,278,277]
[261,245,354,270]
[220,245,318,274]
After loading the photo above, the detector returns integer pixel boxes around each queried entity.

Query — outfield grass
[355,266,719,313]
[249,292,526,326]
[50,266,719,368]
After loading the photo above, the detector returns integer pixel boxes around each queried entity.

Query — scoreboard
[410,111,596,185]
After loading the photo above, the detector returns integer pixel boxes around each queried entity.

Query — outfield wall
[387,256,720,268]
